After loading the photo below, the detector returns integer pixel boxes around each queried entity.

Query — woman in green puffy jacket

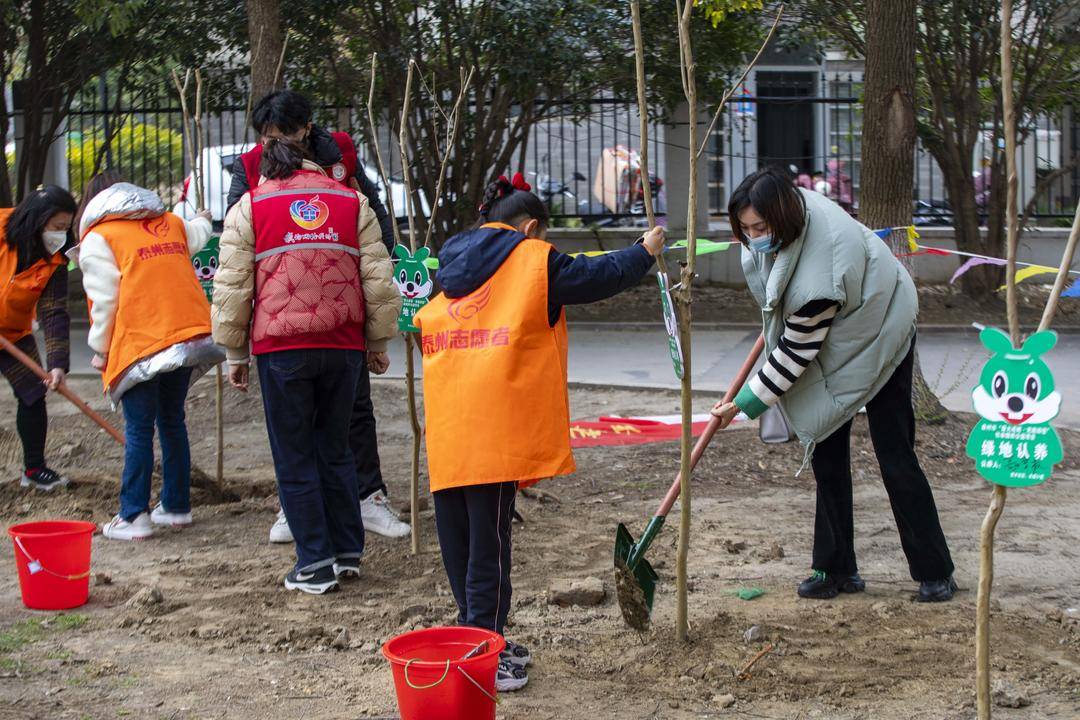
[712,166,956,603]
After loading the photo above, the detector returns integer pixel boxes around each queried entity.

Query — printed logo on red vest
[421,327,510,355]
[447,284,493,323]
[141,216,170,239]
[289,196,329,230]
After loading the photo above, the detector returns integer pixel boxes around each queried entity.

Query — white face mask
[42,230,68,255]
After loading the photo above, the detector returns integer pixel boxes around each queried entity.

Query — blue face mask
[748,234,781,254]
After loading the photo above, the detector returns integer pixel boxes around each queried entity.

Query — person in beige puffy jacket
[212,138,400,595]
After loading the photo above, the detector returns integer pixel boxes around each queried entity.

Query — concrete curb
[565,321,1080,334]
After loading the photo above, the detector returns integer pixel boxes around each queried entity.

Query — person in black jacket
[227,89,410,542]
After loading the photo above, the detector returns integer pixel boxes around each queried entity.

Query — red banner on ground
[569,415,724,448]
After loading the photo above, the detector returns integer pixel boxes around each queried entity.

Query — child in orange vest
[1,186,77,491]
[415,173,665,691]
[77,177,223,541]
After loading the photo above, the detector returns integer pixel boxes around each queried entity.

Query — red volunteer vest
[241,132,359,191]
[249,170,365,355]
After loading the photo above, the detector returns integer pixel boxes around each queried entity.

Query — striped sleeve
[734,299,839,420]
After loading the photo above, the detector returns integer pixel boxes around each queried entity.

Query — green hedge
[67,121,183,198]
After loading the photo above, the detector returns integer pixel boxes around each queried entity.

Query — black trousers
[433,481,516,635]
[16,396,47,470]
[810,340,955,582]
[349,363,387,500]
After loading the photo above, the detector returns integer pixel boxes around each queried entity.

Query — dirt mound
[0,379,1077,719]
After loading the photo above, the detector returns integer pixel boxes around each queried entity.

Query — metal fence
[10,72,1078,227]
[709,71,1078,225]
[60,78,669,228]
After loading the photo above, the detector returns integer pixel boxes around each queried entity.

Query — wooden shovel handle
[0,335,125,446]
[655,333,765,517]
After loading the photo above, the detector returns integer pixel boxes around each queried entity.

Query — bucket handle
[403,659,451,690]
[12,536,90,581]
[456,665,499,705]
[402,658,500,705]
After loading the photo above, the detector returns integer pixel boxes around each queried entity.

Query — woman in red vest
[77,176,223,541]
[415,173,665,691]
[212,139,400,595]
[0,186,76,491]
[229,89,410,544]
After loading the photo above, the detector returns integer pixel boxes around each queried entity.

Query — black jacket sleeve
[226,156,251,213]
[546,243,654,323]
[353,159,396,253]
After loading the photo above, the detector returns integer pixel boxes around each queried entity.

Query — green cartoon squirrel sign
[392,244,434,333]
[966,327,1064,488]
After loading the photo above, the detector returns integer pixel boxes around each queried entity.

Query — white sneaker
[150,503,192,527]
[361,491,410,539]
[495,660,529,692]
[101,513,154,541]
[269,509,294,544]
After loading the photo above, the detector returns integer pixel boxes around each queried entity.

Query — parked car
[172,143,421,227]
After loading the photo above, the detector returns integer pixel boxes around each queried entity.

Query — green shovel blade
[614,523,659,630]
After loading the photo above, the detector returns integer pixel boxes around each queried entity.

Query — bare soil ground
[567,283,1080,328]
[0,375,1078,719]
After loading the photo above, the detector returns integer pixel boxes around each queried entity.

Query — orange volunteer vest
[415,227,575,492]
[91,213,212,388]
[0,208,65,343]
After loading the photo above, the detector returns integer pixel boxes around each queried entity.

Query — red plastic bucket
[382,626,505,720]
[8,520,96,610]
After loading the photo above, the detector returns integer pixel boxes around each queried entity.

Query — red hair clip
[496,172,532,193]
[510,172,531,192]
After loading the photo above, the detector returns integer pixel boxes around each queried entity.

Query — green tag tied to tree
[657,272,684,379]
[392,244,434,333]
[965,327,1064,488]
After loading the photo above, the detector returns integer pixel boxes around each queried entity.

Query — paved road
[58,323,1080,429]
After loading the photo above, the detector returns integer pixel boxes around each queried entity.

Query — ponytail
[259,138,308,180]
[475,172,549,230]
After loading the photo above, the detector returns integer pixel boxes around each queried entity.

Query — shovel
[615,334,765,630]
[0,336,125,445]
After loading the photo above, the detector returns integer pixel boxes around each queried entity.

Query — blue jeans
[257,348,365,572]
[119,367,193,521]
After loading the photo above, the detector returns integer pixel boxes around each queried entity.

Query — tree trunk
[861,0,945,422]
[859,0,916,232]
[246,0,285,102]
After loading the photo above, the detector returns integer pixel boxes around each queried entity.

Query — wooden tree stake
[669,0,779,644]
[630,0,670,278]
[673,0,698,644]
[174,67,225,488]
[976,2,1026,716]
[397,62,423,556]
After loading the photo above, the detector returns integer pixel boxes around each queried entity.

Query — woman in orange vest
[0,186,77,491]
[76,176,223,541]
[414,173,665,691]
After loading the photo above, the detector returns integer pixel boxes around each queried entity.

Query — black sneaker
[20,467,69,491]
[917,576,957,603]
[839,573,866,594]
[283,566,338,595]
[332,557,361,579]
[797,570,866,599]
[501,639,532,668]
[495,659,528,692]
